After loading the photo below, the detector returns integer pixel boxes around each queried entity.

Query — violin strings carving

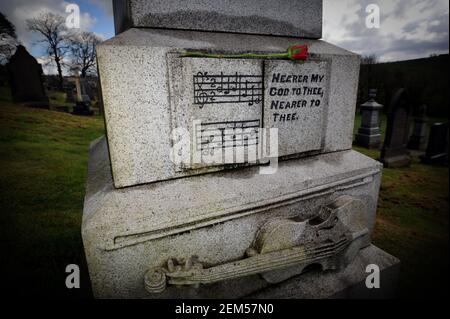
[144,195,369,294]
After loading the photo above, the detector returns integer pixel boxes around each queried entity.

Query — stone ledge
[82,136,382,251]
[113,0,322,38]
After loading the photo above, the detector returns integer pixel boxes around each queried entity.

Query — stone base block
[82,137,384,298]
[246,244,400,299]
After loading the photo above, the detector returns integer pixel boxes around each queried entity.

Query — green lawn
[0,101,104,298]
[0,100,448,298]
[47,90,74,109]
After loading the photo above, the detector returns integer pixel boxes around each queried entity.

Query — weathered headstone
[407,104,428,151]
[6,45,49,108]
[380,88,412,167]
[354,89,383,149]
[81,78,99,101]
[421,122,448,165]
[65,87,76,103]
[71,76,93,116]
[83,0,399,298]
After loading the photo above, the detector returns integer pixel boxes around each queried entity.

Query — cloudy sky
[0,0,448,72]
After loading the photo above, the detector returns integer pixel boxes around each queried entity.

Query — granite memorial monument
[82,0,400,299]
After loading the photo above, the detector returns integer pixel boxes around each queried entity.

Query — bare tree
[27,11,69,90]
[0,33,18,65]
[361,54,378,65]
[69,31,102,78]
[0,12,18,64]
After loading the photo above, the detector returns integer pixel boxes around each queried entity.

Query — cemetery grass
[0,101,104,298]
[0,102,448,298]
[353,117,449,299]
[47,90,74,108]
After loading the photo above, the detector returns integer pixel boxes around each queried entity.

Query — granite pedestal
[81,137,397,298]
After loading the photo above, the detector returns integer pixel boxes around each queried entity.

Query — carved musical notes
[193,72,262,108]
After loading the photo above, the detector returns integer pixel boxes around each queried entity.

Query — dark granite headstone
[421,122,448,165]
[380,88,412,167]
[355,89,383,149]
[7,45,49,108]
[407,104,428,151]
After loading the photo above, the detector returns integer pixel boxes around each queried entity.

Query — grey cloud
[338,30,448,60]
[327,0,449,61]
[426,12,449,34]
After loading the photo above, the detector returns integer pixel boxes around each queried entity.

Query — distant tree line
[358,54,449,118]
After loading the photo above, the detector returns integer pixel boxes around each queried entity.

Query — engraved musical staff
[193,72,262,108]
[195,120,260,152]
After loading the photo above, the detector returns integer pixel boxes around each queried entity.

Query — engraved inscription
[264,60,329,157]
[268,70,326,123]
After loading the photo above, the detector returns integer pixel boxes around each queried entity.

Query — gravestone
[408,104,428,151]
[6,45,49,108]
[81,78,99,101]
[83,0,399,298]
[71,76,93,116]
[355,89,383,149]
[65,87,76,103]
[421,122,448,165]
[380,88,412,167]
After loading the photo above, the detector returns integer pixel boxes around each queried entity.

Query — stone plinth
[82,137,384,298]
[97,28,360,188]
[112,0,322,38]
